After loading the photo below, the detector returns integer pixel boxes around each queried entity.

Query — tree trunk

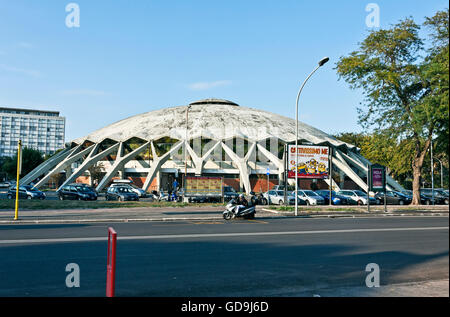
[411,137,431,205]
[412,162,422,205]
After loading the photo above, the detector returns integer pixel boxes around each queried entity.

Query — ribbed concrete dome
[72,99,355,150]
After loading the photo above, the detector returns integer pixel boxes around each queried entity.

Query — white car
[296,190,325,205]
[263,190,298,205]
[337,190,378,205]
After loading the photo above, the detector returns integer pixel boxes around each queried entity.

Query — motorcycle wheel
[223,211,233,220]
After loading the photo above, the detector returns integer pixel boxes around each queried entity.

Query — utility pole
[184,105,191,200]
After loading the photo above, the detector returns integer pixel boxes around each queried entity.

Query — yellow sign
[14,140,22,221]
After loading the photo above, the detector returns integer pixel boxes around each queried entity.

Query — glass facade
[0,107,65,157]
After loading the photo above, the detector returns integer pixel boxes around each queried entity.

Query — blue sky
[0,0,448,142]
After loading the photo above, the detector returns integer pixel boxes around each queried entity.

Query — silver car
[109,183,147,198]
[296,190,325,205]
[338,190,378,205]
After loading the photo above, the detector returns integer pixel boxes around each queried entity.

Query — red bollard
[106,227,117,297]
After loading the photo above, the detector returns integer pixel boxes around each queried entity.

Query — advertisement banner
[185,177,222,195]
[287,145,329,179]
[369,164,386,192]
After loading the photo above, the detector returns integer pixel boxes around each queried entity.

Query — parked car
[7,185,46,200]
[263,190,300,205]
[374,191,412,205]
[421,188,448,205]
[106,186,139,201]
[58,184,98,201]
[296,190,326,205]
[337,190,378,205]
[315,190,352,205]
[69,183,97,192]
[272,185,296,192]
[288,191,307,205]
[223,186,239,201]
[400,190,438,205]
[110,182,147,198]
[0,181,15,189]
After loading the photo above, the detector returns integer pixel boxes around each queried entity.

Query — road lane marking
[0,226,447,245]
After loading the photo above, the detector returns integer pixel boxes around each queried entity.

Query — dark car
[7,185,46,200]
[315,190,352,205]
[400,190,435,205]
[420,188,448,205]
[223,186,239,201]
[374,191,412,205]
[106,186,139,201]
[58,184,98,201]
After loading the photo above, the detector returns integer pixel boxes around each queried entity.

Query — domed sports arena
[21,99,403,194]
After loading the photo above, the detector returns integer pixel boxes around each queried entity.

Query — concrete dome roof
[72,99,355,149]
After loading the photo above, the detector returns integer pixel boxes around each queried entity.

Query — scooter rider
[234,194,248,216]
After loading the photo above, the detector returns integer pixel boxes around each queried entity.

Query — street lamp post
[295,57,329,217]
[184,105,192,199]
[434,157,444,189]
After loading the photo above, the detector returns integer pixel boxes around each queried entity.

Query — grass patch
[268,206,360,212]
[0,199,226,211]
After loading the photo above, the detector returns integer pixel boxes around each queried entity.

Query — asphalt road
[0,216,448,297]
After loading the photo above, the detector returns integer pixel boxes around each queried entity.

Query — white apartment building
[0,107,65,157]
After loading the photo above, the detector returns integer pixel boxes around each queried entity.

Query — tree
[0,147,45,180]
[336,10,449,204]
[335,132,415,188]
[87,162,105,187]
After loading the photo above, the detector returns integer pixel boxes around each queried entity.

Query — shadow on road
[0,235,447,296]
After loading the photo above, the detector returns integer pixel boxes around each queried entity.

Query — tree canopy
[0,148,45,180]
[335,9,449,204]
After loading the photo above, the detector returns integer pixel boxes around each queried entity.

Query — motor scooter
[223,199,256,220]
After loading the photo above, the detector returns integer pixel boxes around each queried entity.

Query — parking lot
[0,188,159,202]
[0,186,449,207]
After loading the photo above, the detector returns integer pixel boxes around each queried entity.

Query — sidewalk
[0,205,447,224]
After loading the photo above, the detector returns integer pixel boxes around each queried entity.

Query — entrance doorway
[160,172,181,193]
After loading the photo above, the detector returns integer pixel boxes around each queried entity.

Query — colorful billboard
[287,145,329,179]
[185,176,223,195]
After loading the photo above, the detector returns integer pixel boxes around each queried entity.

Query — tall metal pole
[437,158,443,189]
[367,164,370,213]
[184,105,191,200]
[295,57,329,217]
[329,147,333,206]
[284,144,287,206]
[431,139,434,205]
